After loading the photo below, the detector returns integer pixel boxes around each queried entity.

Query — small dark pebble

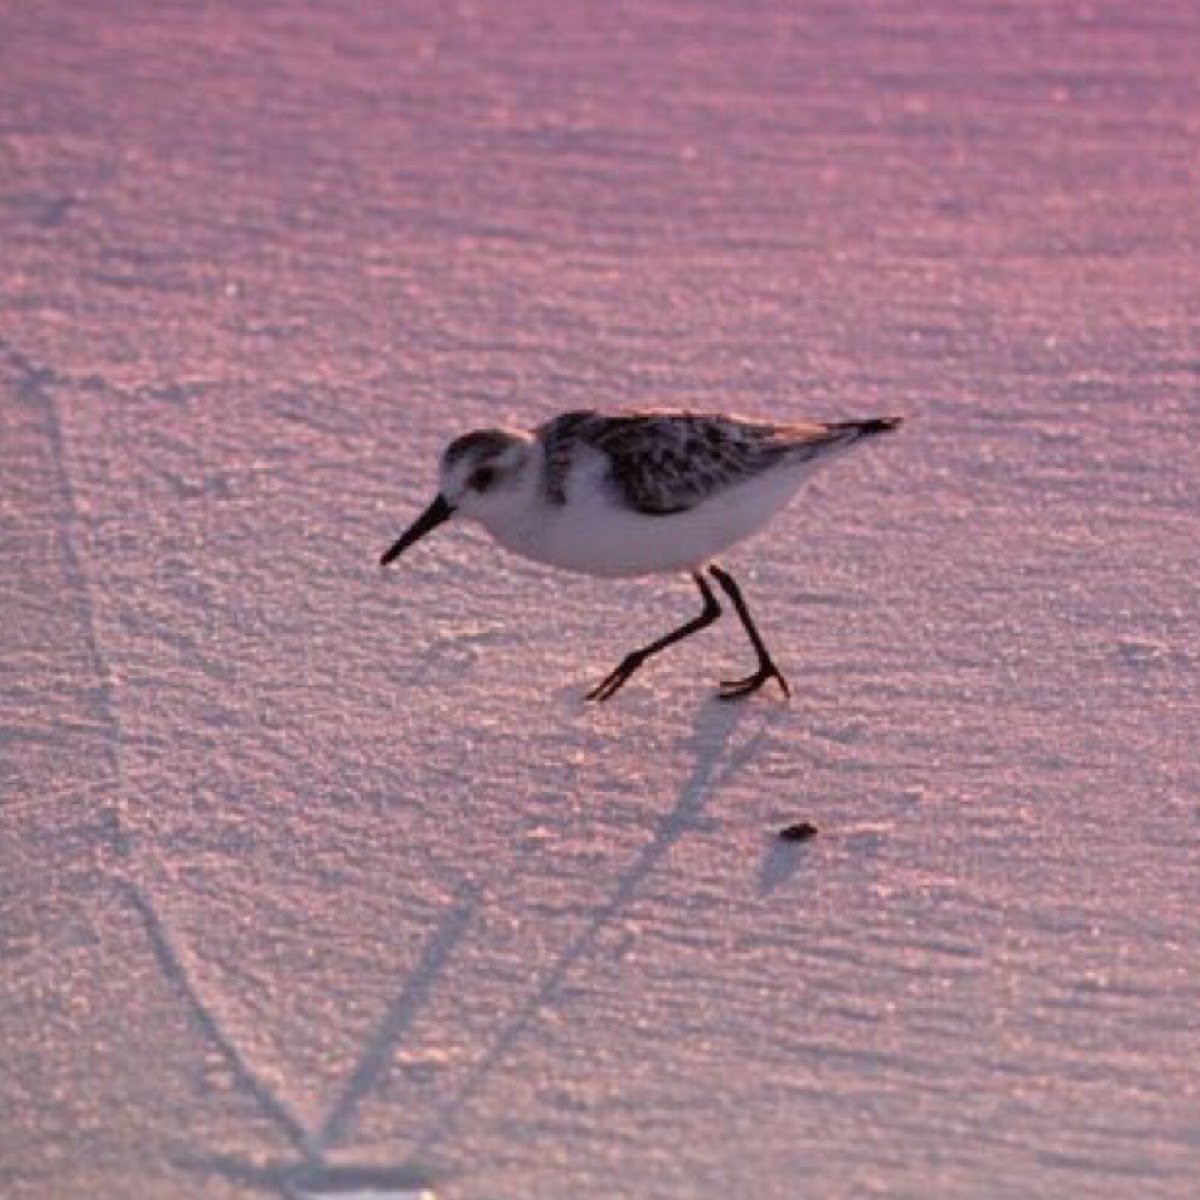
[778,821,818,842]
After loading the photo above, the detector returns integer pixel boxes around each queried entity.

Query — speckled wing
[538,410,851,515]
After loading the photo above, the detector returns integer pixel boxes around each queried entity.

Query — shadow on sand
[409,696,779,1161]
[140,697,780,1195]
[134,879,471,1196]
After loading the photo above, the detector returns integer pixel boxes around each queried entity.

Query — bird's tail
[826,416,904,438]
[777,414,904,474]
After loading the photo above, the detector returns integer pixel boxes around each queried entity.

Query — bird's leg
[707,564,791,700]
[587,572,723,701]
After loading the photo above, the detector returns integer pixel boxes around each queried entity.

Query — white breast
[478,455,818,579]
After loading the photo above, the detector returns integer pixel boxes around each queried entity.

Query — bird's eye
[470,465,497,492]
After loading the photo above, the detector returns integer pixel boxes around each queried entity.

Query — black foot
[717,662,791,701]
[586,653,646,702]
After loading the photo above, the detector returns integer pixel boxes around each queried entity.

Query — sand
[3,2,1198,1196]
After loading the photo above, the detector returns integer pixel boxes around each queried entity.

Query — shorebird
[381,409,901,700]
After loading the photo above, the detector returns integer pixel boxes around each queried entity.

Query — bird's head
[380,428,532,566]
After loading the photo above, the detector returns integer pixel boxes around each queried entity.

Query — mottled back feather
[537,409,875,515]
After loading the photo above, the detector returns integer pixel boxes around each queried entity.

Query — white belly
[484,466,812,578]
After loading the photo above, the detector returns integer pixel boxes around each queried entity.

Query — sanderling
[381,409,902,700]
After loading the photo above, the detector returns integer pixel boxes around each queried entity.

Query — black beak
[380,494,456,566]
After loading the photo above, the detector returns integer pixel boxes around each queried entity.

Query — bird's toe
[717,664,790,701]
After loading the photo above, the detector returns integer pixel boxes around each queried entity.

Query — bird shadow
[136,694,781,1194]
[407,693,779,1161]
[127,877,475,1197]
